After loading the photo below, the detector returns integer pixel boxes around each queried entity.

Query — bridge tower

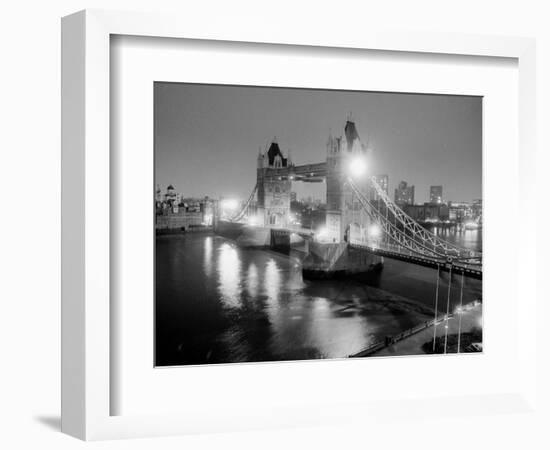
[256,140,292,227]
[325,120,370,243]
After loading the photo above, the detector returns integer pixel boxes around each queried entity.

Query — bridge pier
[270,229,291,249]
[302,241,383,279]
[215,221,309,249]
[214,221,382,278]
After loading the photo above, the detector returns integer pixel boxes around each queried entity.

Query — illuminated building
[394,181,415,206]
[429,185,443,204]
[370,174,389,201]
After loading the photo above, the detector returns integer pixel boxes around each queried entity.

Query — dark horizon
[154,83,482,204]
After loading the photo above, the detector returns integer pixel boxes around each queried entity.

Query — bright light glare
[221,199,239,210]
[348,156,367,178]
[247,216,258,226]
[368,224,381,238]
[317,227,327,237]
[316,227,329,242]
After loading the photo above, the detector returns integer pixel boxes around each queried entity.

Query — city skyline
[155,178,480,207]
[155,83,482,205]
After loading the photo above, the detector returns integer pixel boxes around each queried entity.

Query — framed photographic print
[62,9,537,440]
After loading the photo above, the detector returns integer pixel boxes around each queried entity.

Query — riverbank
[156,226,213,236]
[365,303,482,357]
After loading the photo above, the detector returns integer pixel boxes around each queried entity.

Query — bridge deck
[269,226,316,239]
[261,162,327,181]
[230,222,482,279]
[349,242,482,279]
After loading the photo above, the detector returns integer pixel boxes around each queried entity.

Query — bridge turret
[344,120,368,155]
[266,140,289,168]
[256,139,292,228]
[325,119,371,243]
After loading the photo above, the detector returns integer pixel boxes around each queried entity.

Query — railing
[349,315,449,357]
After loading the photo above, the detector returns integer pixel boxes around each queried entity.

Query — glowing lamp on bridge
[348,155,368,178]
[202,213,213,226]
[220,198,239,211]
[368,224,381,239]
[316,226,329,241]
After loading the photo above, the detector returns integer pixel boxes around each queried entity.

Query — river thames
[155,229,482,366]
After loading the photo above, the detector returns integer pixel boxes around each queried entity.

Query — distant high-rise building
[430,185,443,204]
[370,174,389,201]
[395,181,415,206]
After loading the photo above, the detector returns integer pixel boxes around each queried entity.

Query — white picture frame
[61,9,537,441]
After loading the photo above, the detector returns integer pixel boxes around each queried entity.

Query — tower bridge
[215,119,482,281]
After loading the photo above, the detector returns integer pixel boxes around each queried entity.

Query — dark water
[155,229,482,366]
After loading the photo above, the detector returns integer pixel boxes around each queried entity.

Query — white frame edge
[61,9,537,441]
[61,10,86,440]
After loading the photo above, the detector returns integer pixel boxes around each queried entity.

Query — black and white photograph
[154,83,483,366]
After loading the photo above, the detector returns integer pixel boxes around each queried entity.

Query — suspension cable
[443,264,453,354]
[348,177,482,269]
[348,178,449,259]
[432,264,441,352]
[367,176,481,260]
[231,183,258,222]
[457,271,465,353]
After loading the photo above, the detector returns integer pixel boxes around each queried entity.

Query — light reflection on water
[433,228,482,252]
[155,230,482,366]
[306,298,372,359]
[264,259,281,303]
[203,236,213,277]
[217,242,241,308]
[246,263,259,298]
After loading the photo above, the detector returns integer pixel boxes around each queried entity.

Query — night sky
[154,83,481,204]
